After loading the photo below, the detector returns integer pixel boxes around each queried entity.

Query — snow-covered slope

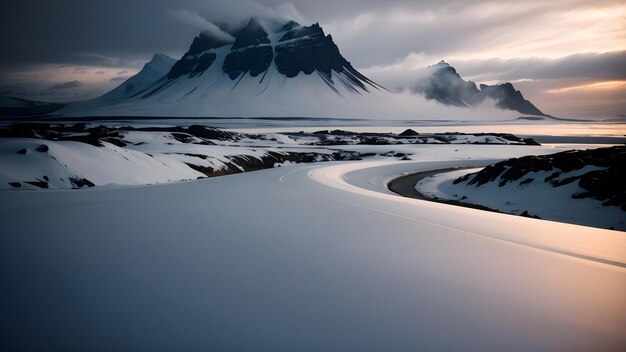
[58,53,176,114]
[1,158,625,350]
[0,123,543,190]
[415,147,626,230]
[101,53,176,102]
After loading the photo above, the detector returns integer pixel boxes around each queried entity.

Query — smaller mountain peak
[150,53,170,63]
[146,53,176,72]
[280,20,301,32]
[232,17,270,49]
[186,32,232,57]
[436,60,449,66]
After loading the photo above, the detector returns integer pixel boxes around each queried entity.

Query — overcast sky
[0,0,624,118]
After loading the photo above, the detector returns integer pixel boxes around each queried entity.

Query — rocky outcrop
[454,146,626,210]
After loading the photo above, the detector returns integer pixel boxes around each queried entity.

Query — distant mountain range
[412,60,546,116]
[1,18,548,119]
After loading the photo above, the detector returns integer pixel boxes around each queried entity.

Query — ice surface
[1,146,625,350]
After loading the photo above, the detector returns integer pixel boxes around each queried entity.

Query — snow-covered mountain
[59,18,388,117]
[47,18,544,119]
[411,60,546,116]
[56,53,176,113]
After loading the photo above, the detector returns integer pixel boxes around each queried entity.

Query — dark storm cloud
[0,0,305,68]
[49,80,82,90]
[1,0,622,68]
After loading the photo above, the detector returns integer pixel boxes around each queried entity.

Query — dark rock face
[223,18,273,80]
[455,146,626,210]
[168,53,217,79]
[414,61,547,116]
[399,129,419,136]
[480,83,545,116]
[279,22,322,42]
[146,18,381,96]
[35,144,49,152]
[279,20,301,32]
[187,33,231,56]
[223,46,273,80]
[231,18,270,50]
[274,23,376,92]
[69,177,95,188]
[167,32,230,79]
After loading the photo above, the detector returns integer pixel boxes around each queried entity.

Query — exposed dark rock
[279,20,301,32]
[523,138,542,146]
[69,177,95,188]
[520,211,541,219]
[455,146,626,210]
[169,53,217,79]
[186,125,234,140]
[480,83,545,116]
[399,129,419,136]
[8,182,21,188]
[16,148,27,154]
[67,123,87,132]
[35,144,49,152]
[274,22,379,93]
[223,46,273,79]
[166,31,230,79]
[231,18,270,50]
[552,156,584,172]
[545,171,561,182]
[520,178,534,185]
[171,133,196,144]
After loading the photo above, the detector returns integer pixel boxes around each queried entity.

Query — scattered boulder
[69,177,96,188]
[35,144,49,152]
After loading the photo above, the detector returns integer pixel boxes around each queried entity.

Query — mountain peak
[145,53,176,73]
[232,17,270,50]
[186,32,231,57]
[149,53,172,64]
[280,20,301,32]
[413,62,546,115]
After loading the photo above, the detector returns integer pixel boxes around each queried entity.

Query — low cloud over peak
[167,9,235,43]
